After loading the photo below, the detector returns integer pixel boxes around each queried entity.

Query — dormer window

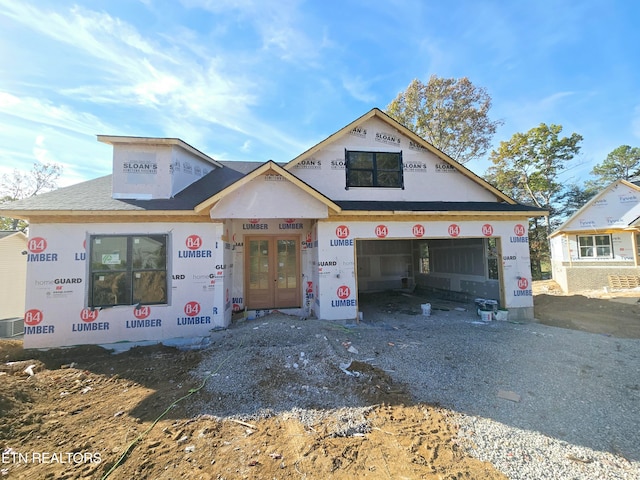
[345,150,404,189]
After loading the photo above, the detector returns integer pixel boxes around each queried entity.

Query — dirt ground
[532,279,640,338]
[1,281,638,479]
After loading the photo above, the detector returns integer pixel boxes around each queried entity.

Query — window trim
[576,234,612,259]
[88,233,169,308]
[345,149,404,189]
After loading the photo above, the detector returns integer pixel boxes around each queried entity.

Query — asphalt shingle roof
[0,161,263,212]
[0,160,543,215]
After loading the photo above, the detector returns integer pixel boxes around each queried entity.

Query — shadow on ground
[1,287,638,479]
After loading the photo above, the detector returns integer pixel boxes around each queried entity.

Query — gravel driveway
[359,304,639,479]
[194,297,640,479]
[360,307,640,459]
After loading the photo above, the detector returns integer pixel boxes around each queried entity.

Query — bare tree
[1,162,63,230]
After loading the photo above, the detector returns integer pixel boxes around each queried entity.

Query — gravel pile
[190,296,640,479]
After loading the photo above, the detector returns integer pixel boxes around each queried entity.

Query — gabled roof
[0,162,261,220]
[194,160,342,214]
[550,179,640,237]
[284,108,517,205]
[0,160,342,221]
[0,108,546,222]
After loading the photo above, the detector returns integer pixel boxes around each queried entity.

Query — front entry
[245,236,301,310]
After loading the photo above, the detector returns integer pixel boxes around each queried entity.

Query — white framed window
[577,234,612,258]
[89,234,168,307]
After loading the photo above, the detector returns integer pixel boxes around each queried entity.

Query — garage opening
[355,238,501,310]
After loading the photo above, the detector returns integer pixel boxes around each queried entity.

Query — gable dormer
[97,136,223,200]
[285,108,512,204]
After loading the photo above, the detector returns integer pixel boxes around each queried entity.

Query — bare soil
[533,279,640,338]
[1,281,638,479]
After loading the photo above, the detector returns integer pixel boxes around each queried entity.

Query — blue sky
[0,0,638,188]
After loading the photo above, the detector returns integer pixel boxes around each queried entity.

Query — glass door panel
[246,238,273,309]
[245,236,300,309]
[275,239,299,308]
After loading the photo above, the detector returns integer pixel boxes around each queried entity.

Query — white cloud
[0,92,20,108]
[0,92,115,137]
[538,91,576,110]
[180,0,327,64]
[0,122,111,187]
[0,0,311,163]
[32,135,52,165]
[2,2,170,64]
[341,75,377,104]
[494,90,582,139]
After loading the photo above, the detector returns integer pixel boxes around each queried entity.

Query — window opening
[345,150,403,188]
[577,234,612,258]
[89,234,168,307]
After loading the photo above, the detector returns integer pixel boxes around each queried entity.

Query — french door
[245,236,300,309]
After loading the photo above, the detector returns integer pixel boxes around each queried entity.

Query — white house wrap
[1,109,546,349]
[550,179,640,292]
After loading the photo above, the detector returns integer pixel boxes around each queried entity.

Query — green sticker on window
[101,253,120,265]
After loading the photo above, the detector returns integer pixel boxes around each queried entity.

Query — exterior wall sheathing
[315,219,534,322]
[22,222,232,349]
